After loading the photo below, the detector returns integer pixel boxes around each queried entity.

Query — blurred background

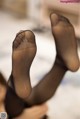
[0,0,80,119]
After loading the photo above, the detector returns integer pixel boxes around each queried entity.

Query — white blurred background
[0,0,80,119]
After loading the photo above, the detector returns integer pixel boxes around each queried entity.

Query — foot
[50,13,79,72]
[9,30,37,99]
[13,104,48,119]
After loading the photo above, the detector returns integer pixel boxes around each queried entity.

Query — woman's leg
[5,30,37,118]
[5,13,79,118]
[26,57,67,105]
[0,73,48,119]
[26,13,79,105]
[10,30,37,99]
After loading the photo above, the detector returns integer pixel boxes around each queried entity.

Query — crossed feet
[1,13,79,119]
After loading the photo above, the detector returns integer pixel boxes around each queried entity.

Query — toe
[24,30,35,43]
[16,30,24,36]
[16,32,25,40]
[13,40,18,49]
[13,32,24,49]
[50,13,71,26]
[58,14,70,24]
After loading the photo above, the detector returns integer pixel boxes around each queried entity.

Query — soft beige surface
[0,11,80,119]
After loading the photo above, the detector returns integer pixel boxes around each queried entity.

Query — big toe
[50,13,71,27]
[24,30,35,43]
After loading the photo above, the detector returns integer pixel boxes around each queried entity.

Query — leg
[5,30,37,118]
[0,73,48,119]
[26,57,67,105]
[10,30,37,99]
[25,13,79,105]
[6,13,79,118]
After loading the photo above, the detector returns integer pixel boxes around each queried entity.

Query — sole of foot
[10,30,37,99]
[50,13,79,72]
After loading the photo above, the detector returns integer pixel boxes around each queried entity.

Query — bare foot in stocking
[50,13,79,72]
[9,30,37,99]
